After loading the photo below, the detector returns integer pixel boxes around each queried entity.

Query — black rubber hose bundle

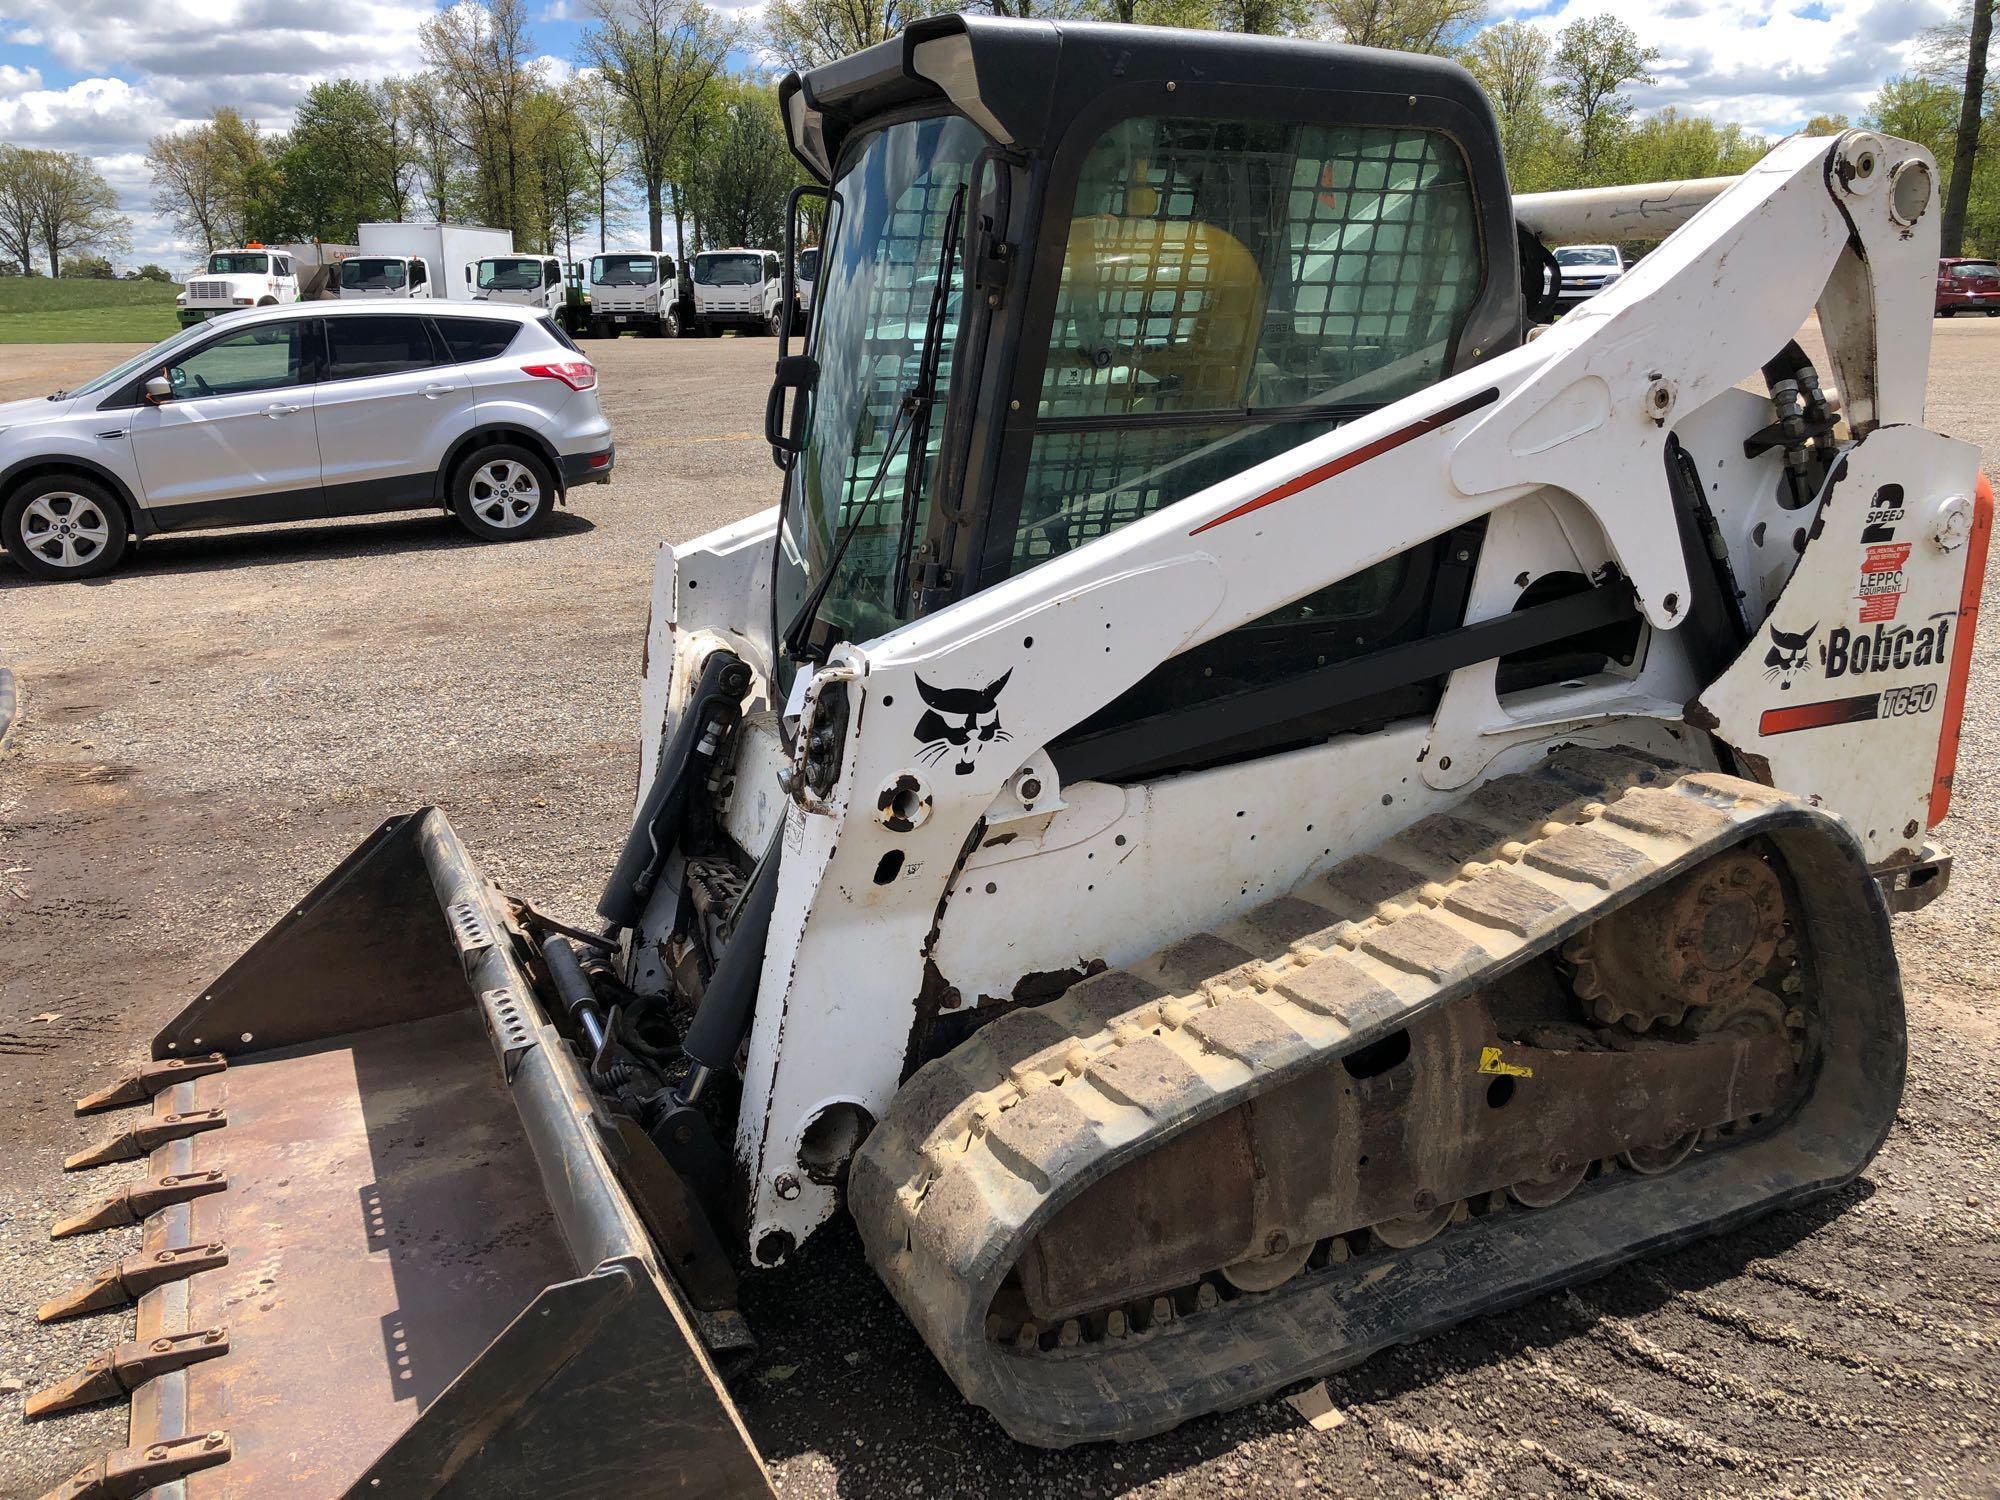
[596,650,752,931]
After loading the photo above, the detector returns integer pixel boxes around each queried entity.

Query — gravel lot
[2,323,1998,1499]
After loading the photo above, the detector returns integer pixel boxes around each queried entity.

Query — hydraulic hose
[678,826,785,1098]
[596,650,752,930]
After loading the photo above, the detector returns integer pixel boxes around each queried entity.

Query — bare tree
[580,0,731,251]
[422,0,536,234]
[1464,21,1552,184]
[147,126,228,252]
[372,81,414,221]
[571,73,632,251]
[762,0,900,71]
[1550,14,1658,183]
[0,146,43,275]
[1323,0,1486,53]
[392,74,462,221]
[0,147,128,276]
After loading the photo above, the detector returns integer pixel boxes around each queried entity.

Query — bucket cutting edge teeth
[35,1431,232,1500]
[37,1241,229,1323]
[52,1169,228,1239]
[73,1053,228,1115]
[24,1326,229,1419]
[64,1105,226,1172]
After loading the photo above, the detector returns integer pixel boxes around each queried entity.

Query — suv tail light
[523,361,597,391]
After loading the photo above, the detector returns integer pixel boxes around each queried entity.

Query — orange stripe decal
[1187,386,1500,538]
[1930,471,1993,826]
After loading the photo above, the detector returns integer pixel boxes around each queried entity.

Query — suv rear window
[538,316,582,354]
[326,315,439,380]
[434,318,520,362]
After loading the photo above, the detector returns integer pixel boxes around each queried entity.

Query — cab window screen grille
[1012,117,1480,575]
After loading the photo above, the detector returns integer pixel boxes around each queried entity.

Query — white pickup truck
[175,247,301,326]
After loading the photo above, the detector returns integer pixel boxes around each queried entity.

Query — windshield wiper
[780,183,968,665]
[779,399,916,664]
[889,185,966,615]
[47,389,69,401]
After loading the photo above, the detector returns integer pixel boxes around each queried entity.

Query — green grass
[0,277,180,344]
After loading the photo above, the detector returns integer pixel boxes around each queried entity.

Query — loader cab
[771,18,1534,774]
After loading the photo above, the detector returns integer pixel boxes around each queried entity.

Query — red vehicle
[1936,256,2000,315]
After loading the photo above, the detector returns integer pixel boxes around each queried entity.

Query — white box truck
[466,253,565,315]
[582,249,683,338]
[340,223,515,302]
[688,247,784,336]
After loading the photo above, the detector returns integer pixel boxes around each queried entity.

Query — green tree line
[143,0,792,262]
[0,146,129,277]
[135,0,1998,264]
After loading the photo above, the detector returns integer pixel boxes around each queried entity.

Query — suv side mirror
[144,374,173,404]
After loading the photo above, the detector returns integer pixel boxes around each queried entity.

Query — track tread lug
[982,1083,1100,1193]
[1182,997,1310,1068]
[1385,814,1511,872]
[1523,826,1652,888]
[1360,911,1493,982]
[893,1057,988,1154]
[1272,955,1395,1025]
[1443,869,1573,937]
[1599,785,1734,840]
[1083,1036,1211,1115]
[1060,969,1168,1034]
[1321,853,1427,917]
[1146,931,1260,992]
[1228,896,1347,953]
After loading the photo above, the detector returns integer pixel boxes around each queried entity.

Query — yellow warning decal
[1478,1046,1533,1079]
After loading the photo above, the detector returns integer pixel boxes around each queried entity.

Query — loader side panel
[1693,426,1987,865]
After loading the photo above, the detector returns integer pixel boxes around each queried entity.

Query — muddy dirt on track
[2,326,1999,1499]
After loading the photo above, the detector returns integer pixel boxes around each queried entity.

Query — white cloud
[0,0,1957,271]
[1491,0,1950,134]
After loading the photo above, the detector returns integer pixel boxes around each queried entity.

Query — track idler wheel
[1370,1201,1458,1249]
[1506,1162,1589,1208]
[1221,1240,1314,1292]
[1619,1134,1699,1175]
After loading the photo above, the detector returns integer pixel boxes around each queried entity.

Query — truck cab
[338,255,435,300]
[174,246,300,325]
[469,253,565,315]
[586,250,678,338]
[689,248,784,336]
[795,244,820,326]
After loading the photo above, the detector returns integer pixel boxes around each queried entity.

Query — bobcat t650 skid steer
[40,17,1989,1497]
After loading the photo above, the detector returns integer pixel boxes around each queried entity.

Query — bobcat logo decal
[913,671,1012,775]
[1763,621,1817,690]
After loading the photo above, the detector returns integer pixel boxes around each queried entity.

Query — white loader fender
[1692,424,1987,866]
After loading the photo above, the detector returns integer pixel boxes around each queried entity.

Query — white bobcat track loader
[43,16,1989,1496]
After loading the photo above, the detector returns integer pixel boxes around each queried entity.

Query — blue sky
[0,0,1951,268]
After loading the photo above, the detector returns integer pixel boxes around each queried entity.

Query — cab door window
[166,320,309,398]
[998,115,1487,778]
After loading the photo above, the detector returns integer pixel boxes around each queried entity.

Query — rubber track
[848,747,1908,1446]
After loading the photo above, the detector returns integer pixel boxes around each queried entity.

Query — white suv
[0,302,614,581]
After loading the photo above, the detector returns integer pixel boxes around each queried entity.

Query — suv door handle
[423,382,456,398]
[264,402,303,417]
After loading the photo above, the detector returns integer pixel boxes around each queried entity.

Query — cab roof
[779,14,1499,180]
